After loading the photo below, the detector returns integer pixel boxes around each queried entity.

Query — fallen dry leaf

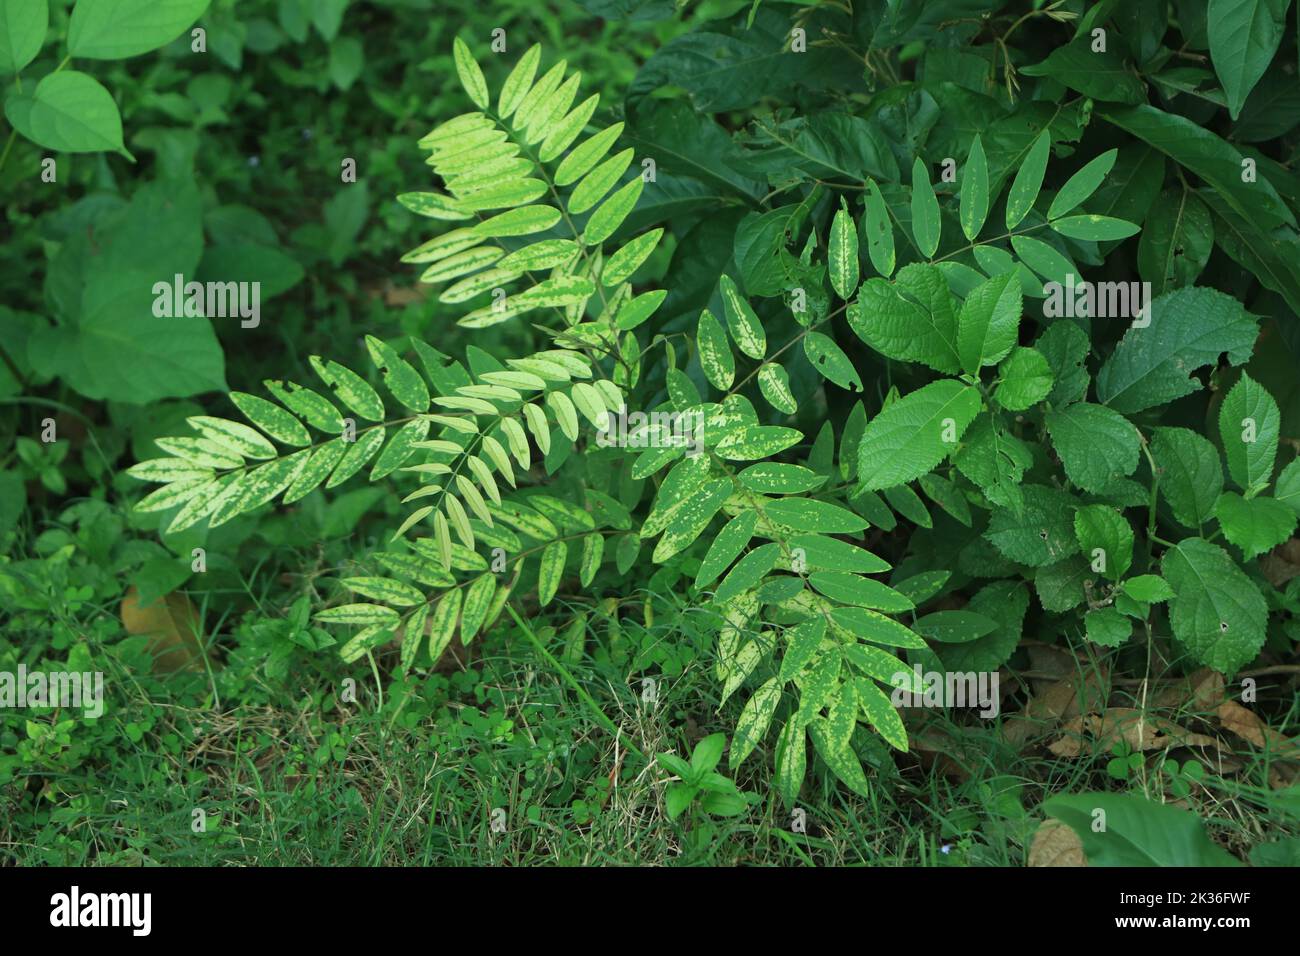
[1049,707,1220,758]
[1218,701,1300,759]
[120,586,209,673]
[1028,818,1086,867]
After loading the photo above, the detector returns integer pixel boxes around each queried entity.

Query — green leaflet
[909,157,940,258]
[695,511,758,588]
[855,677,908,752]
[730,677,782,770]
[764,498,868,534]
[554,122,624,187]
[862,178,895,277]
[856,379,981,491]
[738,463,822,494]
[958,133,988,241]
[829,606,926,649]
[1005,130,1050,229]
[310,357,385,422]
[779,618,827,683]
[773,718,807,810]
[460,573,497,643]
[809,572,913,612]
[1047,148,1117,220]
[1122,575,1175,603]
[714,543,781,603]
[230,392,311,447]
[343,576,425,607]
[1044,402,1140,493]
[1085,607,1132,648]
[757,363,796,414]
[428,589,463,661]
[1217,373,1279,493]
[696,309,734,390]
[603,229,662,287]
[451,36,489,109]
[649,478,732,563]
[714,425,802,462]
[365,336,430,412]
[568,147,633,215]
[583,176,643,246]
[537,539,567,607]
[828,201,860,299]
[498,43,541,118]
[1162,538,1268,674]
[719,275,766,360]
[803,331,862,392]
[985,484,1080,567]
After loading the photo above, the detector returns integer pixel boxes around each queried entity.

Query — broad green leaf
[1122,575,1175,603]
[1276,458,1300,515]
[994,347,1053,412]
[857,380,981,491]
[0,0,47,74]
[956,271,1021,374]
[1162,538,1268,674]
[1035,321,1090,407]
[1137,189,1214,293]
[719,275,765,360]
[1208,0,1291,119]
[985,484,1080,567]
[1214,492,1296,560]
[5,71,127,157]
[1218,372,1279,492]
[1046,793,1243,867]
[828,202,860,299]
[848,265,961,374]
[1152,427,1224,529]
[451,36,489,109]
[68,0,209,60]
[1097,287,1258,416]
[1097,104,1294,230]
[862,178,895,277]
[1005,130,1050,229]
[1074,504,1134,581]
[788,535,890,573]
[1021,39,1147,104]
[1085,607,1132,647]
[959,134,988,241]
[910,158,940,258]
[1044,402,1140,493]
